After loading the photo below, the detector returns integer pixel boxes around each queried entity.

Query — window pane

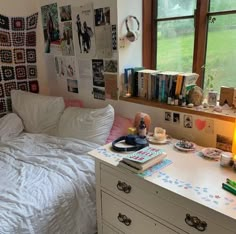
[157,0,196,18]
[204,15,236,94]
[156,19,194,72]
[210,0,236,12]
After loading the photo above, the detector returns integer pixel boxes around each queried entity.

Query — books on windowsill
[118,146,167,173]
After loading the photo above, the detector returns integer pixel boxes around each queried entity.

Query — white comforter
[0,133,99,234]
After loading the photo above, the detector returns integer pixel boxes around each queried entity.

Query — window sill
[119,96,236,123]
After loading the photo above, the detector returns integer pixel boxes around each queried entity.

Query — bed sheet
[0,133,99,234]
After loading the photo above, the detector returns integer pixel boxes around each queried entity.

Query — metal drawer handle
[185,213,207,232]
[117,180,132,193]
[117,213,132,226]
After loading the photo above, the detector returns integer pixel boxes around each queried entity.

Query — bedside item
[153,127,166,141]
[208,90,218,106]
[174,139,195,152]
[187,86,203,106]
[134,112,151,133]
[219,86,234,106]
[127,127,137,135]
[138,117,147,137]
[201,147,223,160]
[112,134,149,152]
[220,152,233,167]
[147,136,169,144]
[119,147,167,173]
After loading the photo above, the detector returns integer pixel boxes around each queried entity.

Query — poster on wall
[67,79,79,93]
[72,3,96,58]
[93,87,105,100]
[104,73,118,100]
[95,25,112,58]
[59,22,75,56]
[92,59,104,87]
[41,3,60,54]
[59,5,72,22]
[66,57,76,79]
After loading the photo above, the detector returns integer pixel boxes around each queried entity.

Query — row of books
[123,67,199,104]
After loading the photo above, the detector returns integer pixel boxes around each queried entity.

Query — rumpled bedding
[0,133,99,234]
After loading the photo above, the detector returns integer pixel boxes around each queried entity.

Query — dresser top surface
[89,140,236,220]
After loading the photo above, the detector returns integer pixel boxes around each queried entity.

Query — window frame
[143,0,236,88]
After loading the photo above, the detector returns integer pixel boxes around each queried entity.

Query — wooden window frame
[143,0,209,87]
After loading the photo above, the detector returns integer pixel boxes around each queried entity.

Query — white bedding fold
[0,133,99,234]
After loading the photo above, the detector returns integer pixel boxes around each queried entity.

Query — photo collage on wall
[41,2,118,98]
[41,3,78,94]
[0,12,39,115]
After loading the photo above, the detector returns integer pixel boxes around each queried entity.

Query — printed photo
[59,5,72,22]
[94,7,110,26]
[72,3,96,58]
[92,59,104,87]
[173,113,180,124]
[66,57,76,79]
[216,134,232,152]
[59,22,74,56]
[184,115,193,128]
[93,87,105,100]
[165,112,172,122]
[104,60,118,73]
[67,79,78,93]
[41,3,60,54]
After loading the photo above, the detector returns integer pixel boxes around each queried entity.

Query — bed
[0,90,133,234]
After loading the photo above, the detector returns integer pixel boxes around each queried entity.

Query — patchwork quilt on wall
[0,13,39,115]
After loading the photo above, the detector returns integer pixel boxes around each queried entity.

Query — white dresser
[89,142,236,234]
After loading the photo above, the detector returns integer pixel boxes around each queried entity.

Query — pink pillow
[64,99,84,108]
[106,114,133,143]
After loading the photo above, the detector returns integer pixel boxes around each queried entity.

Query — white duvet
[0,133,99,234]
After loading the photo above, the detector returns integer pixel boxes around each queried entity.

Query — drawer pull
[117,181,132,193]
[117,213,132,226]
[185,213,207,232]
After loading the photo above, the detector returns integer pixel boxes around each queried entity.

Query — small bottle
[138,117,147,137]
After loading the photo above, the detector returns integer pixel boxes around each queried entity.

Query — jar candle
[220,152,233,167]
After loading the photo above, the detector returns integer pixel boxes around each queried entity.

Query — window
[143,0,236,94]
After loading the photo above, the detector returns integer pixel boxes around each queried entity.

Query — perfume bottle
[138,117,147,138]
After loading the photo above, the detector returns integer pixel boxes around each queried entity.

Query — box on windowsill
[219,86,234,106]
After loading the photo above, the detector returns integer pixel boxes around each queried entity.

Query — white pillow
[58,105,115,145]
[0,113,24,141]
[11,90,65,135]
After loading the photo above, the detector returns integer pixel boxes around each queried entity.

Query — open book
[119,146,167,173]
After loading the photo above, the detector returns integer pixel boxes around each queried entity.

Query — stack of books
[119,146,167,173]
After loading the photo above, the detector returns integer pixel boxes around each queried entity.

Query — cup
[154,127,166,141]
[220,152,232,167]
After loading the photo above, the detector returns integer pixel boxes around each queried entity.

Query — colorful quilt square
[6,98,12,112]
[0,14,9,30]
[0,99,7,114]
[26,13,38,30]
[12,32,25,47]
[26,49,36,63]
[0,84,4,98]
[0,31,11,46]
[15,66,27,80]
[17,81,28,91]
[27,65,37,79]
[26,31,36,47]
[0,49,12,63]
[14,48,25,64]
[29,80,39,93]
[11,17,25,31]
[2,66,15,81]
[4,82,16,96]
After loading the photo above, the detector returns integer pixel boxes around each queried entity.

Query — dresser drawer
[102,192,179,234]
[100,165,234,234]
